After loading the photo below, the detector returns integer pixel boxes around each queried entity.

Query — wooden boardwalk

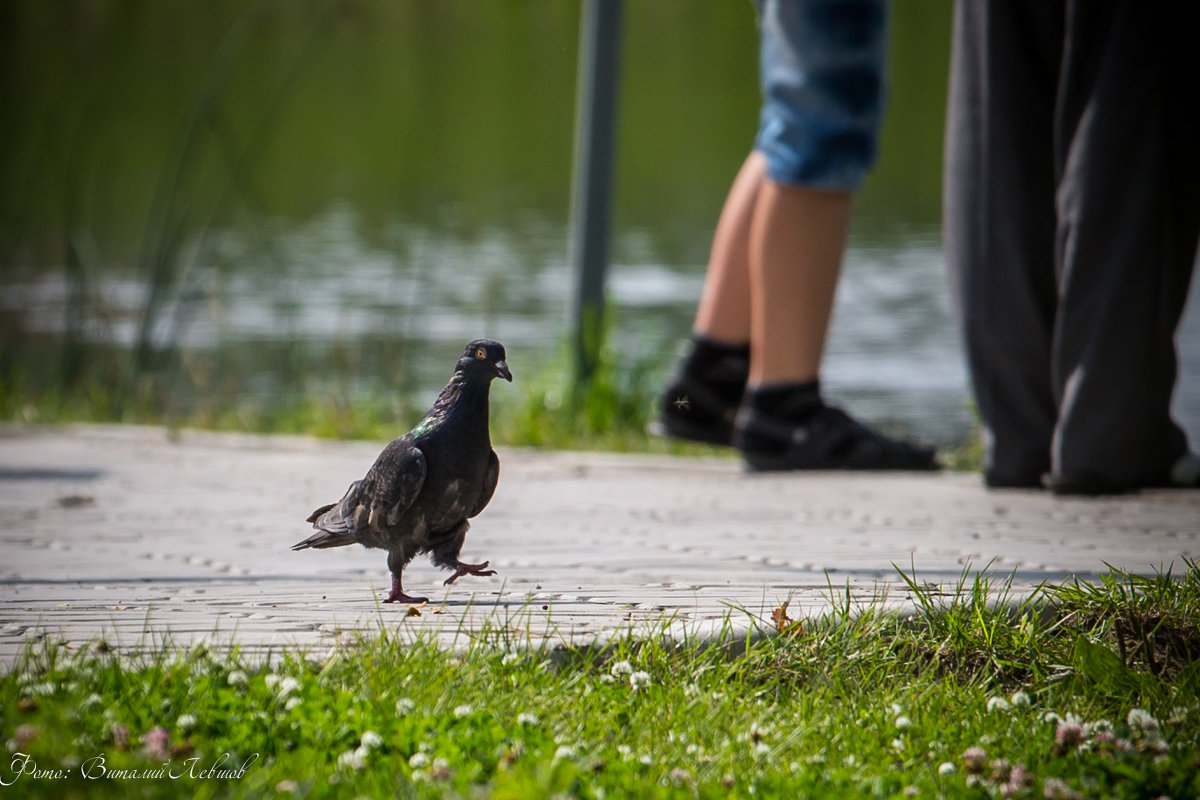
[3,425,1197,666]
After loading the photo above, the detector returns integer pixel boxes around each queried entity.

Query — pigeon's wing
[361,438,428,528]
[468,448,500,518]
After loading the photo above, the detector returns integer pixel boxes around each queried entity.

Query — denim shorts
[753,0,889,191]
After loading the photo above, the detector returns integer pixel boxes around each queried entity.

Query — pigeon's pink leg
[384,574,428,605]
[443,560,497,586]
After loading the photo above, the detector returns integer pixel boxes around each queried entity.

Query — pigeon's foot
[383,575,427,605]
[443,559,497,586]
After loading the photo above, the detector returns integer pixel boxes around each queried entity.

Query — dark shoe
[1048,452,1200,495]
[1045,472,1129,496]
[1169,452,1200,487]
[651,337,749,447]
[735,404,939,472]
[983,470,1046,490]
[652,373,740,446]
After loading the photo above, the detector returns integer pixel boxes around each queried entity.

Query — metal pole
[568,0,622,385]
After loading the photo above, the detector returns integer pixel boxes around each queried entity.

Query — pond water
[2,2,1197,447]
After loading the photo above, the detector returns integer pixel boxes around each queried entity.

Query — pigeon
[293,339,512,604]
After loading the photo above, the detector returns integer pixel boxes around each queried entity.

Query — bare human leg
[692,151,764,345]
[748,179,852,388]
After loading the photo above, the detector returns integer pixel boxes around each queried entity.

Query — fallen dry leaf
[771,601,805,637]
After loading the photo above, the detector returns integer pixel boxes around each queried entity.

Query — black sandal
[735,404,938,472]
[651,373,742,447]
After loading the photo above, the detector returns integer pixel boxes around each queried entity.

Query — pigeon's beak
[495,360,513,382]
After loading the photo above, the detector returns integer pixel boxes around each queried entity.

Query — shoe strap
[669,373,739,422]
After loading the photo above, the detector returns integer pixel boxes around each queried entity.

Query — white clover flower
[502,652,520,666]
[938,762,956,776]
[1056,717,1087,748]
[517,712,539,726]
[227,670,249,687]
[629,671,651,691]
[669,767,695,786]
[610,661,633,677]
[617,744,633,759]
[553,745,576,762]
[599,674,616,684]
[961,746,987,772]
[1043,777,1081,800]
[752,742,771,757]
[83,693,103,710]
[891,738,905,753]
[639,753,653,765]
[409,752,431,769]
[1127,708,1159,732]
[453,704,473,719]
[361,731,383,750]
[395,697,416,714]
[265,674,281,690]
[276,677,301,698]
[337,749,365,771]
[891,703,904,716]
[1144,738,1170,757]
[895,715,913,730]
[284,697,303,711]
[177,714,197,731]
[986,696,1011,713]
[1010,690,1031,707]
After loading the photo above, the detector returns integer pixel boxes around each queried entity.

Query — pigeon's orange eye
[475,347,487,359]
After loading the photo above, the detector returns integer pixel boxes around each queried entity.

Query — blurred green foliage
[0,0,949,268]
[0,1,956,452]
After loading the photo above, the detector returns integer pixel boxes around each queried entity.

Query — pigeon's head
[457,339,512,383]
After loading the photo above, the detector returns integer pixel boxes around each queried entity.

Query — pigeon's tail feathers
[305,502,336,524]
[296,481,363,550]
[291,528,357,551]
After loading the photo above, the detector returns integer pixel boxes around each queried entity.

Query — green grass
[1,339,979,466]
[0,339,732,457]
[3,565,1197,798]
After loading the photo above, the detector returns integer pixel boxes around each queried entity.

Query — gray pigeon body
[293,339,512,604]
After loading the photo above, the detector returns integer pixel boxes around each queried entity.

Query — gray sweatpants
[944,0,1200,489]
